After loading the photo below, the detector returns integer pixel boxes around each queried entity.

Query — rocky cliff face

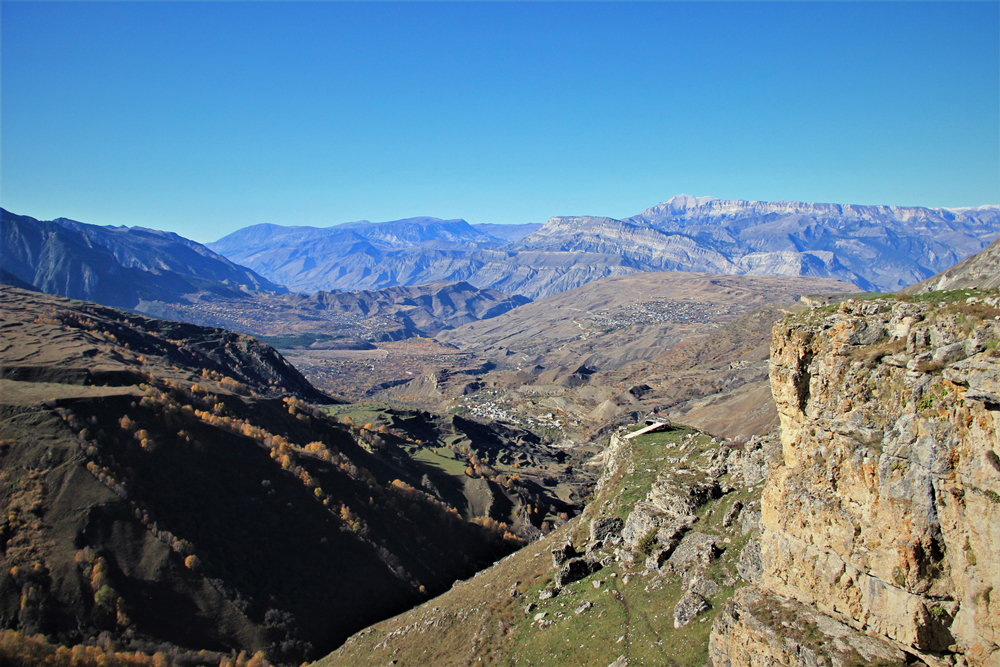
[710,293,1000,666]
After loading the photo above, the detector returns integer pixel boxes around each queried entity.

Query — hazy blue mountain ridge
[207,196,999,298]
[623,195,1000,289]
[1,208,286,308]
[901,236,1000,294]
[471,222,543,241]
[209,217,504,257]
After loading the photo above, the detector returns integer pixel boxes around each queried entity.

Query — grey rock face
[621,477,719,548]
[648,478,723,517]
[763,297,1000,659]
[621,505,694,550]
[590,516,624,543]
[673,591,710,628]
[689,577,720,599]
[932,341,967,365]
[708,587,907,667]
[947,355,1000,406]
[726,446,770,486]
[740,507,761,536]
[737,537,762,584]
[554,557,602,588]
[668,532,720,568]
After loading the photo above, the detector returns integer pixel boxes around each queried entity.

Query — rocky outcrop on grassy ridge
[319,421,782,666]
[592,426,781,632]
[710,292,1000,667]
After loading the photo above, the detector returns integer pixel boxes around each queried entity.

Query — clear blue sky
[3,1,998,243]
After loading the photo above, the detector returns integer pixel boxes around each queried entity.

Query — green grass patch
[600,427,705,522]
[412,447,468,476]
[898,287,1000,305]
[508,561,727,667]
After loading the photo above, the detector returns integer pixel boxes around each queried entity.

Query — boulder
[722,501,743,528]
[668,532,720,568]
[551,542,578,569]
[590,516,624,543]
[555,557,602,588]
[689,577,720,599]
[645,549,671,572]
[622,505,693,549]
[673,591,710,628]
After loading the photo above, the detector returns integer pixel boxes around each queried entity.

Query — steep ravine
[710,294,1000,667]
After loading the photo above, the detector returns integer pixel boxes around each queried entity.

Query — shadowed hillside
[0,287,531,664]
[1,209,284,309]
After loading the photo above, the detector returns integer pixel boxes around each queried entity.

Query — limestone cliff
[710,293,1000,667]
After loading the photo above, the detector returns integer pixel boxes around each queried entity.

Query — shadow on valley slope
[0,287,554,665]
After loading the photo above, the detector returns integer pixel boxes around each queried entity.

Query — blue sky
[2,1,998,243]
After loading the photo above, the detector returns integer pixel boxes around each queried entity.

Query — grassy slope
[318,424,772,667]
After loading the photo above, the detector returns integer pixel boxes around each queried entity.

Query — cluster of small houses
[462,391,521,424]
[591,299,729,331]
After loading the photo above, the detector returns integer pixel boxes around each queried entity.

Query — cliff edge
[710,292,1000,667]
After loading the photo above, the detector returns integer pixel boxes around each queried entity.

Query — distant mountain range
[6,196,999,310]
[470,222,543,241]
[206,217,535,295]
[1,209,533,341]
[208,197,1000,298]
[1,208,285,308]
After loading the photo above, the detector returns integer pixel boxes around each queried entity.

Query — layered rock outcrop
[711,295,1000,666]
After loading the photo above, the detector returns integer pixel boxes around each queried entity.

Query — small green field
[412,446,468,476]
